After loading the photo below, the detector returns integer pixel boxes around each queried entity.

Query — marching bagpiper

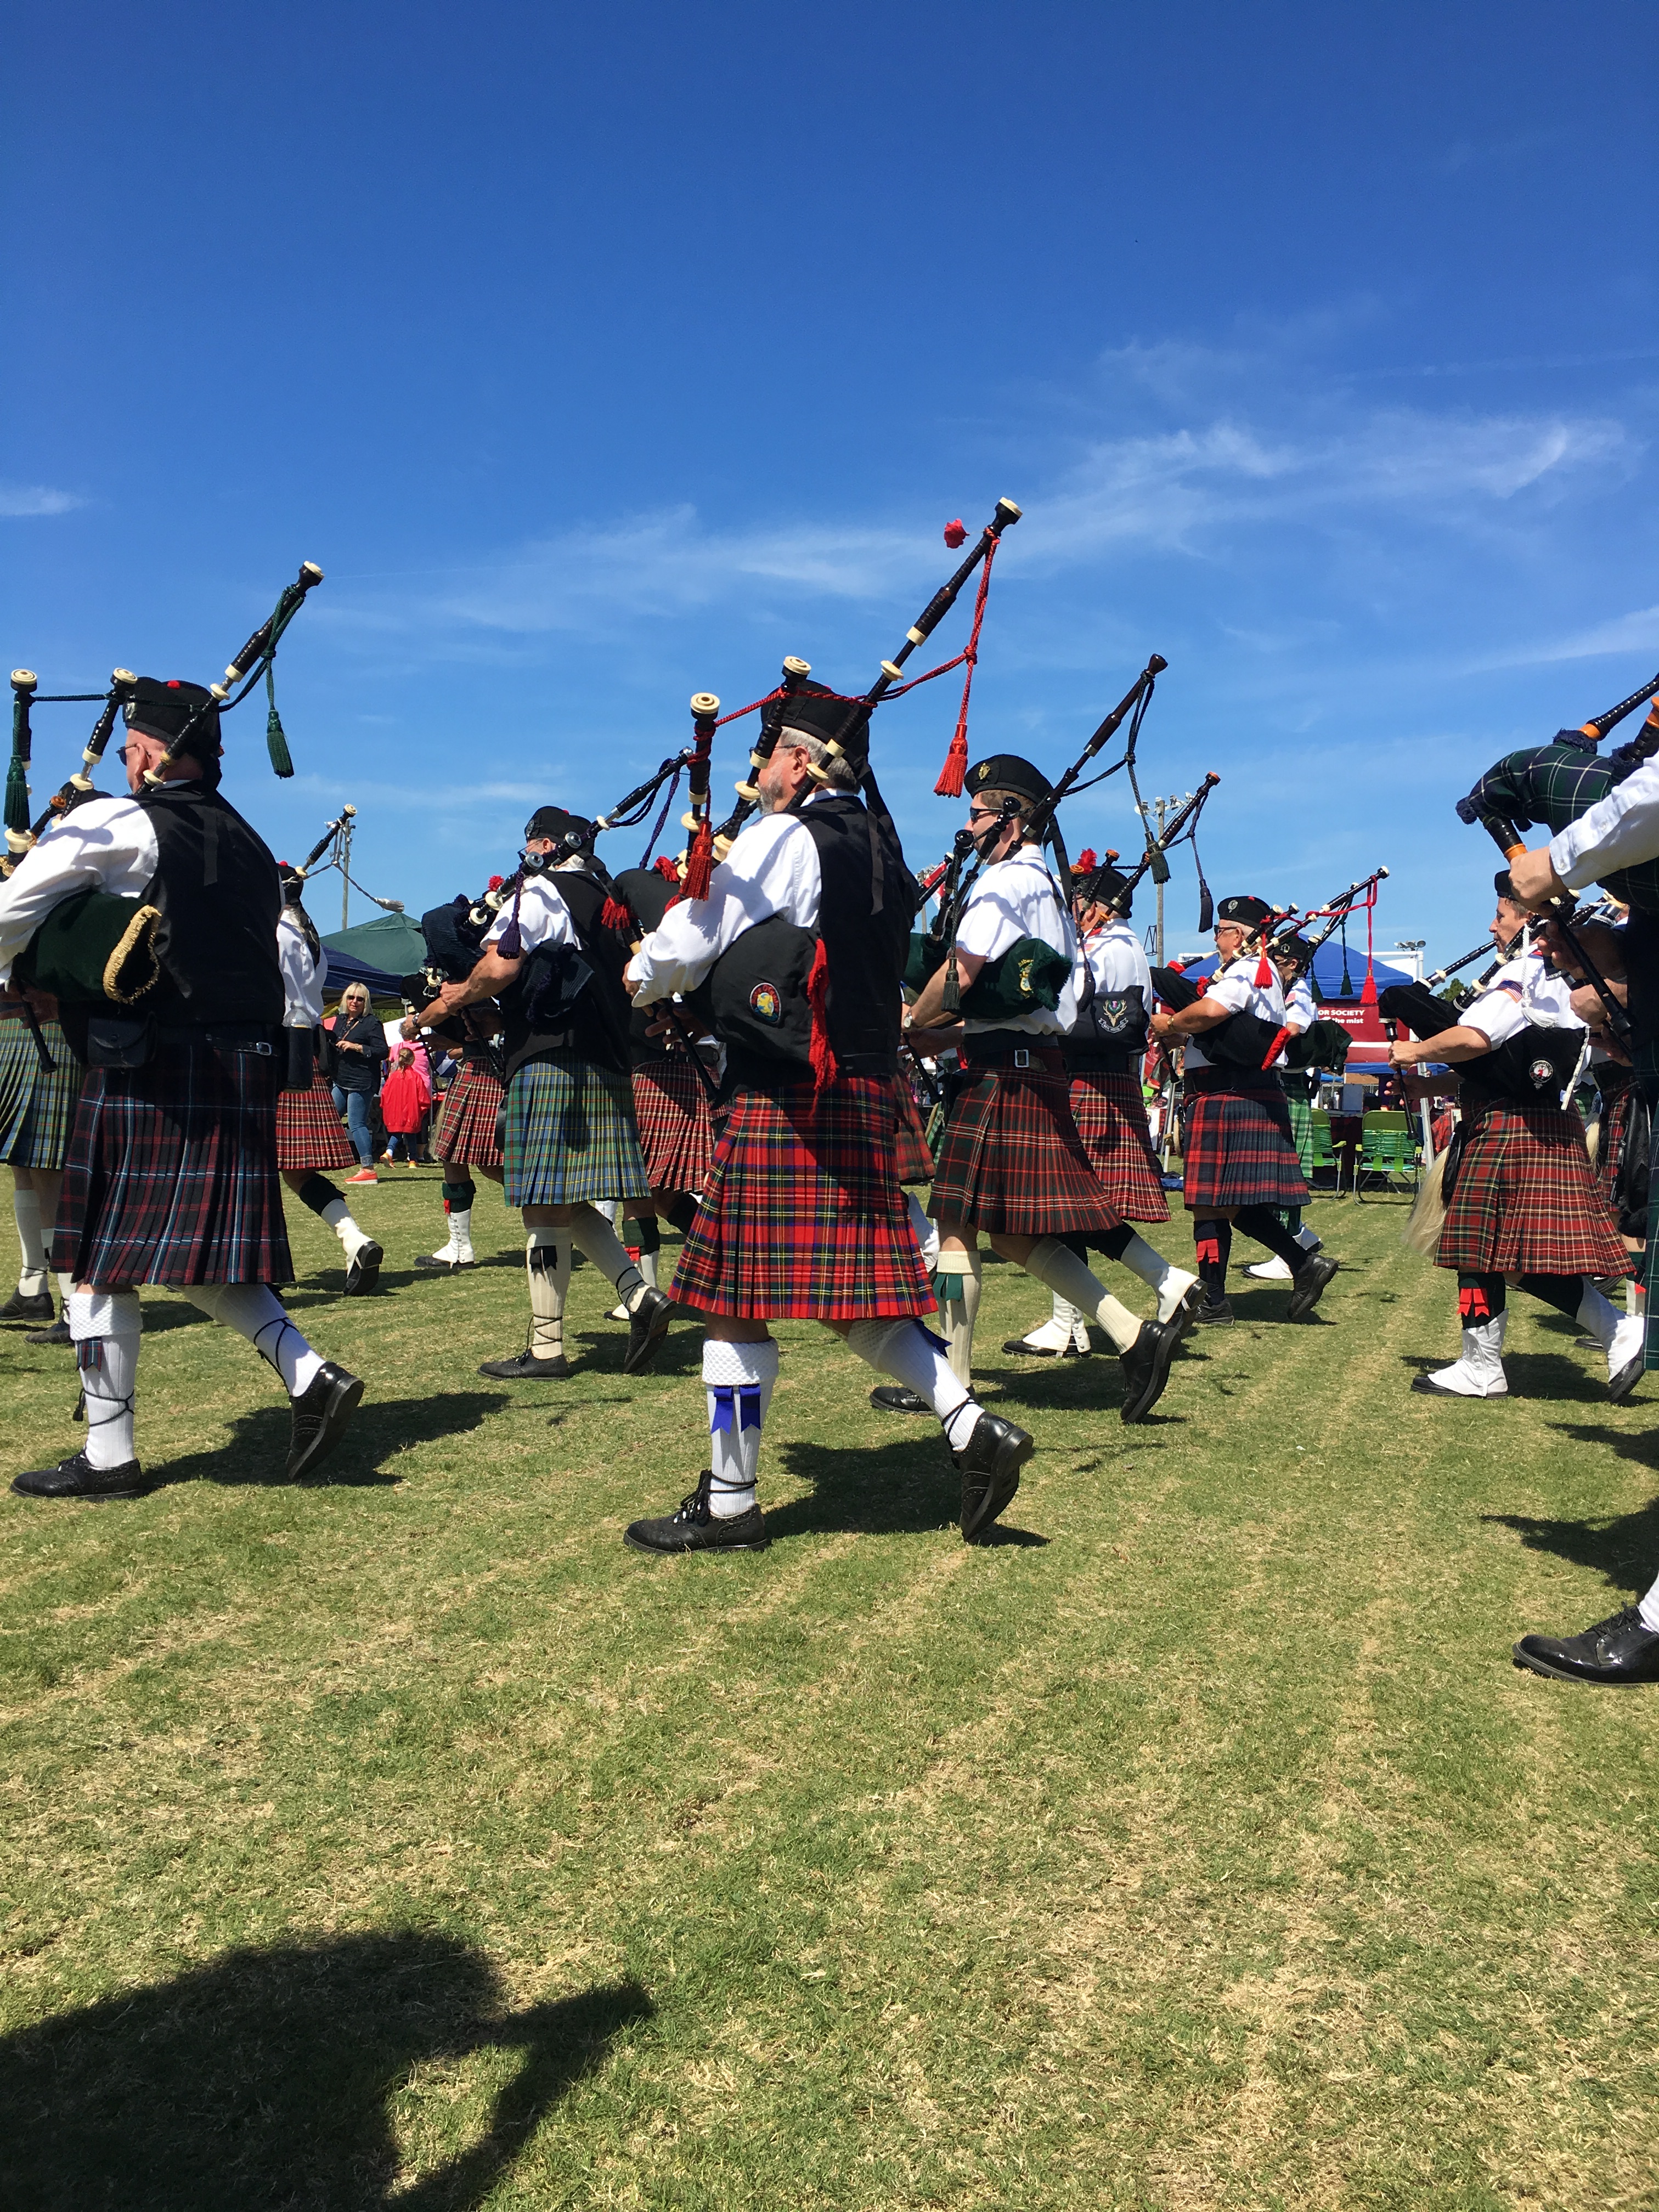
[418,805,671,1381]
[0,676,363,1499]
[1149,895,1341,1324]
[1004,853,1197,1358]
[906,755,1192,1425]
[1385,872,1638,1402]
[0,996,80,1344]
[623,686,1034,1551]
[1242,932,1324,1282]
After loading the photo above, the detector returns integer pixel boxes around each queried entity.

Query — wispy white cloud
[1466,603,1659,672]
[0,483,83,518]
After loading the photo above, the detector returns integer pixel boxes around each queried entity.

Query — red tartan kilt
[434,1060,504,1167]
[670,1074,933,1319]
[1595,1065,1633,1206]
[1181,1078,1309,1211]
[930,1060,1123,1236]
[632,1056,715,1194]
[1438,1103,1632,1277]
[1069,1070,1169,1221]
[893,1075,934,1185]
[275,1063,355,1171]
[54,1037,292,1286]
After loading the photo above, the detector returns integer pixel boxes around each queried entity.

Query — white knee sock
[13,1187,45,1294]
[1639,1567,1659,1634]
[934,1246,983,1389]
[67,1289,142,1468]
[703,1337,778,1516]
[1110,1229,1198,1325]
[1576,1279,1621,1350]
[187,1284,325,1397]
[527,1228,571,1359]
[845,1317,980,1454]
[1023,1237,1144,1352]
[317,1195,371,1261]
[569,1205,645,1311]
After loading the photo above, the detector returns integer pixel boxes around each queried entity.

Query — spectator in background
[380,1045,432,1165]
[326,983,388,1183]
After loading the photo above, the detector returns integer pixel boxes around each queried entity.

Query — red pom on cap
[487,874,504,892]
[943,519,968,549]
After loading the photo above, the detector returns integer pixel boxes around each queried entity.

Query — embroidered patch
[1017,956,1036,998]
[749,982,783,1024]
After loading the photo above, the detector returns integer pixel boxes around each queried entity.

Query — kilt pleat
[893,1075,935,1186]
[0,1014,80,1169]
[1594,1064,1633,1207]
[503,1051,648,1207]
[54,1036,291,1286]
[671,1074,933,1319]
[1437,1103,1631,1277]
[633,1054,716,1194]
[1181,1078,1310,1211]
[930,1062,1124,1236]
[275,1061,356,1172]
[433,1060,505,1168]
[1068,1070,1169,1221]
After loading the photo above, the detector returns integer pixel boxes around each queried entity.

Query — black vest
[499,866,632,1084]
[140,784,283,1026]
[708,795,915,1086]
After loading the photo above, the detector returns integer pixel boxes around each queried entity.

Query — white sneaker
[1245,1257,1294,1281]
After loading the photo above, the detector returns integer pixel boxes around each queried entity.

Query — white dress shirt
[0,795,159,985]
[1550,756,1659,889]
[953,845,1082,1037]
[277,907,328,1028]
[1284,977,1317,1033]
[483,865,584,959]
[1083,916,1153,998]
[1185,952,1287,1072]
[626,808,826,1008]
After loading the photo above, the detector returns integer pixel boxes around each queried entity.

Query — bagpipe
[3,669,138,878]
[1455,665,1659,913]
[693,498,1025,891]
[1378,919,1593,1106]
[1152,870,1389,1076]
[139,560,325,787]
[919,654,1172,1020]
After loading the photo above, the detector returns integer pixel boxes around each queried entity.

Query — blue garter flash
[710,1384,763,1433]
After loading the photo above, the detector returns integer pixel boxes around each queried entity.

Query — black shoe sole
[343,1242,384,1296]
[998,1340,1075,1358]
[1609,1355,1644,1404]
[477,1356,570,1380]
[286,1371,364,1481]
[961,1431,1033,1542]
[870,1386,931,1414]
[1511,1641,1659,1685]
[623,1521,770,1554]
[622,1294,673,1376]
[9,1476,149,1500]
[1286,1255,1340,1322]
[414,1255,476,1271]
[1409,1375,1506,1397]
[23,1323,72,1346]
[1166,1284,1206,1339]
[1120,1328,1178,1425]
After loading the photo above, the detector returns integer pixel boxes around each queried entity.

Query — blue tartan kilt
[53,1034,291,1286]
[0,1013,80,1169]
[503,1051,650,1208]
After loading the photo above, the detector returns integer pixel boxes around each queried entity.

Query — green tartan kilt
[0,1014,80,1168]
[1286,1090,1316,1178]
[502,1051,650,1209]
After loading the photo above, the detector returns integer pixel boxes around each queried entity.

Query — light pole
[338,811,352,930]
[1139,792,1194,966]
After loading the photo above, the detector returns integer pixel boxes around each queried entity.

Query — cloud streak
[0,483,83,518]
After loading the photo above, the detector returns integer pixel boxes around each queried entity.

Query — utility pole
[338,812,352,930]
[1154,797,1166,967]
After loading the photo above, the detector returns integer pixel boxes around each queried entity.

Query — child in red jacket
[380,1045,432,1165]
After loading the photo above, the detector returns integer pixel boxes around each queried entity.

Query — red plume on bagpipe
[943,519,968,550]
[1074,849,1098,874]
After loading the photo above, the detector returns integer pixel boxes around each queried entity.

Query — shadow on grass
[567,1325,704,1380]
[763,1435,1047,1544]
[1486,1470,1659,1592]
[0,1929,651,2212]
[148,1391,503,1491]
[1397,1350,1611,1402]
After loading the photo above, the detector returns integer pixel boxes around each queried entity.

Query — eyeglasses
[967,807,1004,825]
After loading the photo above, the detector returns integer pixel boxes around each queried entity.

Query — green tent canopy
[319,912,429,997]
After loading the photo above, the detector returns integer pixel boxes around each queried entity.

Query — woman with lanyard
[327,981,389,1182]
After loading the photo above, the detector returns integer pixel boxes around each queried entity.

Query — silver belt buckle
[1013,1047,1030,1069]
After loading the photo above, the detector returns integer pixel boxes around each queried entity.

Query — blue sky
[6,1,1656,967]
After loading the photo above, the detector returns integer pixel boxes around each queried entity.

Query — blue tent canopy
[1174,941,1415,1000]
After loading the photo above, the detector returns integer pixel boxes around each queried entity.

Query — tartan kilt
[893,1075,935,1186]
[632,1054,715,1194]
[433,1059,505,1169]
[1437,1102,1631,1278]
[1181,1076,1310,1211]
[671,1073,933,1320]
[0,1014,80,1168]
[930,1060,1123,1237]
[275,1060,355,1172]
[1593,1063,1633,1207]
[1069,1070,1169,1222]
[53,1035,291,1286]
[1286,1090,1316,1181]
[503,1051,648,1208]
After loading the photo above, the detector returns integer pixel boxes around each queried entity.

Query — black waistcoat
[708,795,916,1084]
[140,784,283,1026]
[499,867,633,1084]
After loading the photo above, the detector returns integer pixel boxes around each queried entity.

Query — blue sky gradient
[7,1,1656,964]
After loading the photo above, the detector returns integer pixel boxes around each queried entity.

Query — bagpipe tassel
[653,855,680,883]
[265,702,295,780]
[934,717,970,798]
[599,894,631,932]
[806,935,839,1093]
[681,819,715,901]
[3,753,29,837]
[1255,952,1274,988]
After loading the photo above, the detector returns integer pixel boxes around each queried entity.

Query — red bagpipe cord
[933,535,1000,798]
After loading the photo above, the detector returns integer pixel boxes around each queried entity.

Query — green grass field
[2,1174,1657,2210]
